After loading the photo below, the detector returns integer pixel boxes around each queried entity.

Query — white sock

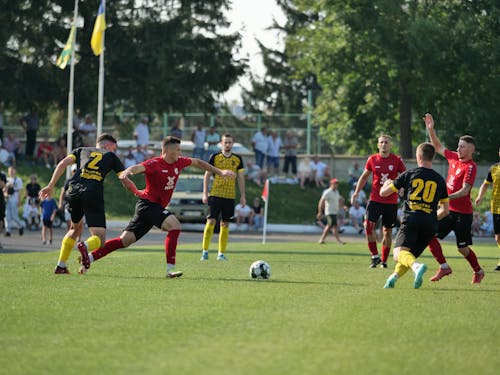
[411,262,422,273]
[57,261,67,268]
[440,263,449,269]
[89,253,94,263]
[167,263,175,272]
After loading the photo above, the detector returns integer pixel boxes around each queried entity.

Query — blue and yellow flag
[90,0,106,56]
[56,25,76,69]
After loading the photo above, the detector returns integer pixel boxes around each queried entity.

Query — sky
[223,0,286,103]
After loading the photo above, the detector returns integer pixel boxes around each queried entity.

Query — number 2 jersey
[67,147,125,197]
[390,167,449,224]
[365,153,406,204]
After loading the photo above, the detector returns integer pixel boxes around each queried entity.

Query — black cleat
[369,257,381,268]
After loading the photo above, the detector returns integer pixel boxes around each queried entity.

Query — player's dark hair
[417,142,435,162]
[459,135,475,147]
[97,133,117,145]
[162,136,181,150]
[222,133,233,139]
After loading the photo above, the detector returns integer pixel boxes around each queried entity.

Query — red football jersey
[139,156,192,207]
[365,153,406,204]
[443,148,476,214]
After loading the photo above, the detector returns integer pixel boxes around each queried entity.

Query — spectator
[5,166,25,236]
[316,178,345,245]
[123,146,137,168]
[0,107,4,143]
[310,155,330,188]
[472,212,483,237]
[245,161,266,186]
[267,130,282,177]
[206,125,220,158]
[36,137,55,168]
[134,116,150,147]
[0,170,6,248]
[481,210,493,236]
[298,156,312,189]
[191,122,206,160]
[282,131,298,179]
[349,182,367,206]
[52,136,67,164]
[142,145,155,159]
[21,109,39,161]
[0,140,14,167]
[170,118,183,139]
[251,197,264,230]
[4,133,22,164]
[132,145,147,163]
[337,197,348,228]
[252,127,268,168]
[348,200,366,234]
[79,114,97,146]
[348,162,362,189]
[40,193,58,245]
[25,174,41,205]
[235,202,254,231]
[23,197,40,231]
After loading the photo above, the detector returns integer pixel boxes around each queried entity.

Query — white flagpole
[66,0,78,179]
[262,179,269,244]
[96,0,106,138]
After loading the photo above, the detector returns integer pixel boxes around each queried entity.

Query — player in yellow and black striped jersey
[475,146,500,270]
[201,133,246,261]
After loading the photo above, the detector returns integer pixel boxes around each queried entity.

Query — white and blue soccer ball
[249,260,271,279]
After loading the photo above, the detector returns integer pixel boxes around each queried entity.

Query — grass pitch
[1,240,499,375]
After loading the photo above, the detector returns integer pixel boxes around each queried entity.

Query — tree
[287,0,500,160]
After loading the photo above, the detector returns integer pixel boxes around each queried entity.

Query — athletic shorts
[67,190,106,228]
[124,199,172,241]
[494,214,500,234]
[43,219,53,228]
[394,215,437,258]
[325,214,338,227]
[365,201,398,228]
[208,196,235,222]
[437,211,473,248]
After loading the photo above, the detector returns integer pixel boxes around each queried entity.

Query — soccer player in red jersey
[77,136,235,278]
[424,113,485,284]
[351,135,406,268]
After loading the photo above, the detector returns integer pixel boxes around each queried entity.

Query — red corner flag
[261,179,269,202]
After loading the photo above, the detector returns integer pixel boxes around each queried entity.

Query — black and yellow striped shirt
[208,152,244,199]
[485,162,500,214]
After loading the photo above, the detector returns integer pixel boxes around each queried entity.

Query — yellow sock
[398,250,417,268]
[219,225,229,254]
[58,236,76,265]
[395,262,410,278]
[85,235,101,252]
[202,222,215,251]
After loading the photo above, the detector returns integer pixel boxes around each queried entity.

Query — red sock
[428,237,447,265]
[465,248,481,272]
[165,230,180,265]
[381,245,390,263]
[91,238,124,261]
[368,241,378,256]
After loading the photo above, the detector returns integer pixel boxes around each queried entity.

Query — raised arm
[423,113,445,156]
[39,155,75,200]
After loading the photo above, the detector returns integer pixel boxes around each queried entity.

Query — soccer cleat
[369,257,381,268]
[54,265,70,274]
[167,271,183,278]
[77,241,91,270]
[200,251,208,261]
[383,274,398,288]
[413,263,428,289]
[77,256,89,275]
[495,264,500,271]
[379,262,387,269]
[216,253,228,261]
[430,267,452,282]
[471,270,485,284]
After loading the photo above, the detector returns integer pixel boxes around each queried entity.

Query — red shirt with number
[443,149,476,214]
[139,156,192,207]
[365,153,406,204]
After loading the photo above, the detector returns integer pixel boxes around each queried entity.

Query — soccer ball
[249,260,271,279]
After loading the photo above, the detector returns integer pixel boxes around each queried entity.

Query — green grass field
[1,240,499,375]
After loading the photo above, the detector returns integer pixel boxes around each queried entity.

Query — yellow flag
[90,0,106,56]
[56,25,76,69]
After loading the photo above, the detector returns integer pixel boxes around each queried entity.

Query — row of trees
[1,1,499,161]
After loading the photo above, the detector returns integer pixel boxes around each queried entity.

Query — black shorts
[325,214,338,227]
[67,190,106,228]
[494,214,500,234]
[43,219,53,228]
[208,196,235,222]
[394,215,437,258]
[365,201,398,228]
[124,199,172,241]
[437,211,473,247]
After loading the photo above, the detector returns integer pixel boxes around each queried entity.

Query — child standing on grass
[40,193,58,245]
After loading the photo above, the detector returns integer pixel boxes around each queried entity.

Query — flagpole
[66,0,79,179]
[262,179,269,244]
[96,0,106,138]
